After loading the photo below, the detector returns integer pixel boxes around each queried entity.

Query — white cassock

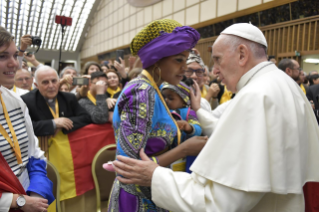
[151,61,319,212]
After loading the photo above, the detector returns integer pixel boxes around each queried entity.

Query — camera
[72,77,89,86]
[31,36,42,46]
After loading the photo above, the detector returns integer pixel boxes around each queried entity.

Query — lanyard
[87,91,96,105]
[220,86,233,104]
[107,87,121,98]
[13,85,16,93]
[200,85,207,98]
[0,92,23,164]
[141,70,181,145]
[47,99,59,118]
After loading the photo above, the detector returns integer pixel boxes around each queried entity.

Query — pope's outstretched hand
[113,148,159,187]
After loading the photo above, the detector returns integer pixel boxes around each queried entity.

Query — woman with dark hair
[105,69,121,110]
[82,61,102,75]
[101,64,109,73]
[309,74,319,86]
[107,19,206,212]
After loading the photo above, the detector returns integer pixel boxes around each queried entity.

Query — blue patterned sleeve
[115,82,156,160]
[187,109,202,137]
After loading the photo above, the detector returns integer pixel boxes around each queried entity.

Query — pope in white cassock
[111,23,319,212]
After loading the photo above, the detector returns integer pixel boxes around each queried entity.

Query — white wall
[80,0,273,59]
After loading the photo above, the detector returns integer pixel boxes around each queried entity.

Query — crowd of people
[0,17,319,212]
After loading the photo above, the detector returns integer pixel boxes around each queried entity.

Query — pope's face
[212,37,241,92]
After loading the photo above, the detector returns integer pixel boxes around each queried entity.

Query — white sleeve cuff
[18,56,23,70]
[0,193,13,212]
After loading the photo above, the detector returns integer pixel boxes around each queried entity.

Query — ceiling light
[304,59,319,64]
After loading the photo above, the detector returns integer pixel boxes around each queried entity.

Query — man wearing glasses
[278,58,301,82]
[14,69,33,91]
[185,51,207,98]
[185,51,220,110]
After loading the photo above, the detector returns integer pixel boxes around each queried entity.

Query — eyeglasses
[293,67,301,72]
[15,77,32,82]
[185,68,204,77]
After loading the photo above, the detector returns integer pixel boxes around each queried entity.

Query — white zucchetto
[221,23,268,47]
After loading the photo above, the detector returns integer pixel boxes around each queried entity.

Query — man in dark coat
[21,66,91,136]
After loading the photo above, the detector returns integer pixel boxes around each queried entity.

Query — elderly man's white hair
[219,34,268,59]
[34,65,59,83]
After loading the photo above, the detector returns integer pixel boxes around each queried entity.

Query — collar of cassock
[44,96,57,112]
[236,61,273,92]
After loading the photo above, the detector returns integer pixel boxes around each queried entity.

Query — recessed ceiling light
[304,59,319,64]
[1,0,96,52]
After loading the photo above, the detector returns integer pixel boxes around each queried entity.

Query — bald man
[20,66,91,136]
[14,69,33,91]
[111,23,319,211]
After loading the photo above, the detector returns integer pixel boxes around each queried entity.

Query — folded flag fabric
[0,152,26,212]
[48,123,116,201]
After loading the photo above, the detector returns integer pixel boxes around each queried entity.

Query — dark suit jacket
[306,84,319,124]
[21,89,92,136]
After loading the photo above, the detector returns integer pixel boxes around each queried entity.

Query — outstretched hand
[112,148,159,187]
[190,80,201,112]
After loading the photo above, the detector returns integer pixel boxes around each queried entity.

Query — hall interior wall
[195,15,319,72]
[80,0,288,61]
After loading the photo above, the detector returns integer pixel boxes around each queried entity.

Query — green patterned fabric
[130,19,182,55]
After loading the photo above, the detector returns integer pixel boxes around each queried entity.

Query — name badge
[18,168,30,191]
[170,158,186,172]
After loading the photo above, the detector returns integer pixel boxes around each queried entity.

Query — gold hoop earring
[152,66,162,85]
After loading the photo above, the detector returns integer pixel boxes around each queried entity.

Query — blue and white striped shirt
[0,106,29,176]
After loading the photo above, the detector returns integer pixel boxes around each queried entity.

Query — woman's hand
[114,57,127,79]
[23,195,48,212]
[19,34,32,56]
[106,98,117,109]
[60,74,73,85]
[11,194,48,212]
[180,136,208,156]
[190,81,202,112]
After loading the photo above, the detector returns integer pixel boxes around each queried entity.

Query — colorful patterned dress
[108,76,178,212]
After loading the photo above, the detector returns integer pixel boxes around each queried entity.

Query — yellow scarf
[201,85,207,98]
[220,86,232,104]
[107,87,121,98]
[87,91,96,105]
[300,84,306,95]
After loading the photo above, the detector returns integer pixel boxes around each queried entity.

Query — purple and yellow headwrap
[130,19,200,69]
[161,82,191,107]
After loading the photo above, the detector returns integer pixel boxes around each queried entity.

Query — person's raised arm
[24,53,41,68]
[113,150,265,212]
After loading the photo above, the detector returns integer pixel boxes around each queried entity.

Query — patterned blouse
[109,76,178,212]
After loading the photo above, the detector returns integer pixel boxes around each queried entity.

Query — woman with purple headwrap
[107,19,207,212]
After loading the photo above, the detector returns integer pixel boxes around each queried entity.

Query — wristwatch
[16,195,26,209]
